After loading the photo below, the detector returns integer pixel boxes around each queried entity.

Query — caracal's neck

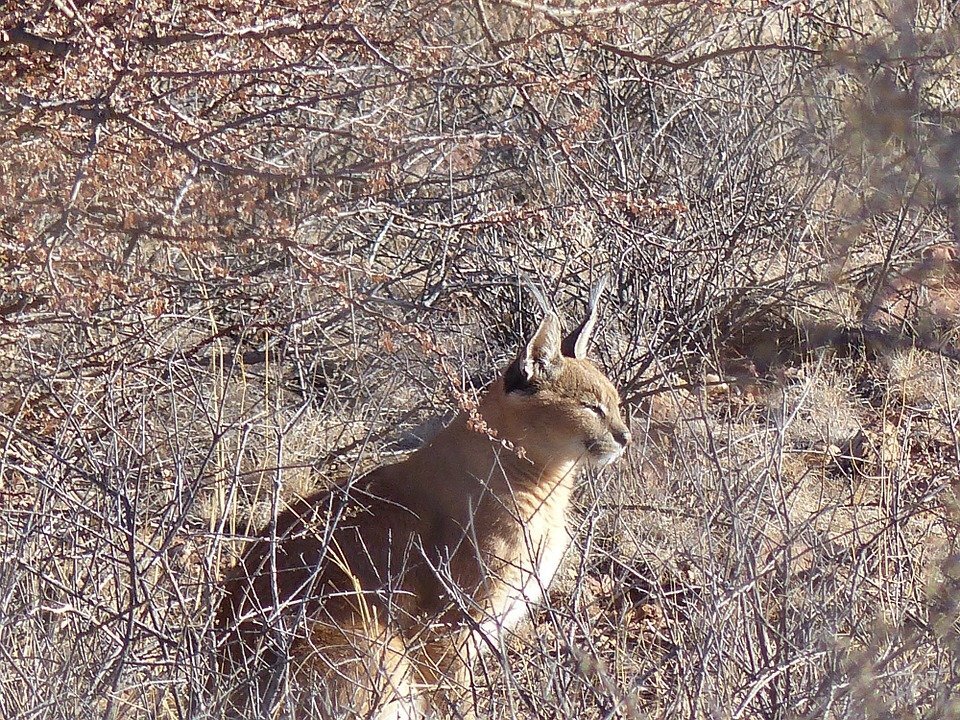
[407,379,580,495]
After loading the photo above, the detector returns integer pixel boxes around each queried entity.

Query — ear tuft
[505,312,563,393]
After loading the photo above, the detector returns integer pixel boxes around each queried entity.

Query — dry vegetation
[1,0,959,718]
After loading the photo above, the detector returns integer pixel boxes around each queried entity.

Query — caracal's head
[496,284,631,470]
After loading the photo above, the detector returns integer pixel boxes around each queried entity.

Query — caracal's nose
[614,427,632,448]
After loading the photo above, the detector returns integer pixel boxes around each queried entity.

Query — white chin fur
[591,447,624,468]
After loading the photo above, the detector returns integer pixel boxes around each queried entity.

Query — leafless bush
[1,0,958,718]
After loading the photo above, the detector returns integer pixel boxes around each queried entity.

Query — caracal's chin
[585,445,625,468]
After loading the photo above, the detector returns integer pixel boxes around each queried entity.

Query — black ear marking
[503,357,534,394]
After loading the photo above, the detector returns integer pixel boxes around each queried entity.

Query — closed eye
[584,403,607,418]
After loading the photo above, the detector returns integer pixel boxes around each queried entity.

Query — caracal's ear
[505,312,563,393]
[561,276,607,359]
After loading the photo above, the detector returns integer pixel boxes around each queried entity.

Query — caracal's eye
[584,402,607,418]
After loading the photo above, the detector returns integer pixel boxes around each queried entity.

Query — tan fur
[215,310,630,718]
